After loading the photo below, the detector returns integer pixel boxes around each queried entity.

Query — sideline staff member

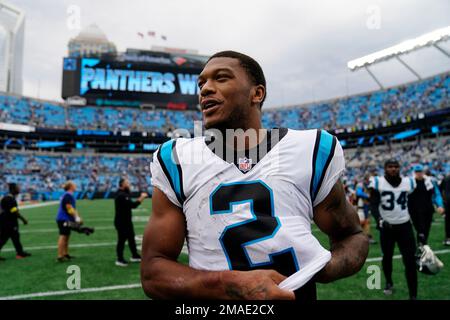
[56,181,85,262]
[0,183,31,260]
[115,178,148,267]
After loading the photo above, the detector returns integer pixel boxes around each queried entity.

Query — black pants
[410,210,433,245]
[0,225,24,255]
[380,221,417,299]
[115,223,139,261]
[445,201,450,239]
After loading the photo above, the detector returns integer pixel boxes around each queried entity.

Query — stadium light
[347,26,450,71]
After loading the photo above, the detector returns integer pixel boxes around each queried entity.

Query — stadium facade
[0,0,24,95]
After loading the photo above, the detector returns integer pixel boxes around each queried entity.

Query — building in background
[68,23,117,58]
[0,0,24,95]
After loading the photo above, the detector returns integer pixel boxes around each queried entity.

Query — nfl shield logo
[238,157,252,172]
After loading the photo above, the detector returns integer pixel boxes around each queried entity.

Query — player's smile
[200,98,223,115]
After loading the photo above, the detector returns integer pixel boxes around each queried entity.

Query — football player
[369,159,418,299]
[141,51,369,300]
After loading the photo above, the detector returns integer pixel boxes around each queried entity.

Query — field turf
[0,199,449,300]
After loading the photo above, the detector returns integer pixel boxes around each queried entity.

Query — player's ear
[251,85,265,106]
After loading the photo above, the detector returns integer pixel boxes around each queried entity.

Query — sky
[4,0,450,108]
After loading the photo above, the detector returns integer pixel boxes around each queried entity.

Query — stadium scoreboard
[62,49,208,110]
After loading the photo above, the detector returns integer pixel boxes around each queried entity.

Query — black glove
[63,221,95,236]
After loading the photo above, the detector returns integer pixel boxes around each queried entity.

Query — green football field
[0,199,449,300]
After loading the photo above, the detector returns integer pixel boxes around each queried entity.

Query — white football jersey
[369,176,416,225]
[151,128,345,290]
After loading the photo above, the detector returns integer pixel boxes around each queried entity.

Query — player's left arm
[313,180,369,283]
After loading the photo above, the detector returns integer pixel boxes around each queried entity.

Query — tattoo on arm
[314,182,369,283]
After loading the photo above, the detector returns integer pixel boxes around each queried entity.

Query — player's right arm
[140,187,295,300]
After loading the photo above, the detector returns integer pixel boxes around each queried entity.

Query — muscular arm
[140,187,294,300]
[313,181,369,283]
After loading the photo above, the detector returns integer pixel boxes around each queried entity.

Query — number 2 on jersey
[209,180,298,277]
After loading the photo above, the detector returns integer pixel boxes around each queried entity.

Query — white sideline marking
[19,201,59,210]
[3,235,448,260]
[2,239,188,255]
[2,242,117,252]
[1,248,448,300]
[21,223,147,234]
[29,216,149,224]
[31,218,113,224]
[365,249,450,262]
[0,283,142,300]
[21,226,115,234]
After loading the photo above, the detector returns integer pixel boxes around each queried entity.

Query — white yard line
[1,241,117,252]
[19,201,59,210]
[30,218,114,224]
[3,237,448,261]
[21,223,147,234]
[28,216,149,224]
[0,283,142,300]
[365,249,450,262]
[21,226,114,234]
[1,246,449,300]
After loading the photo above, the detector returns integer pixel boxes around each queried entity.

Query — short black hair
[384,159,400,168]
[8,183,18,194]
[207,50,266,107]
[119,178,126,188]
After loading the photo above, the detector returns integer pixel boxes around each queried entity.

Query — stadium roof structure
[347,26,450,89]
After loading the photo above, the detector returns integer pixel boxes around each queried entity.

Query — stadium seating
[262,72,449,131]
[1,72,449,197]
[0,152,151,199]
[1,135,449,198]
[1,72,448,133]
[344,136,450,183]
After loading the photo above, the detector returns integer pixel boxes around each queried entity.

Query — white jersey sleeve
[150,140,183,208]
[407,176,416,194]
[368,176,378,190]
[311,130,346,207]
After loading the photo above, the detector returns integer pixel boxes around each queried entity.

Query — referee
[0,183,31,260]
[115,178,148,267]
